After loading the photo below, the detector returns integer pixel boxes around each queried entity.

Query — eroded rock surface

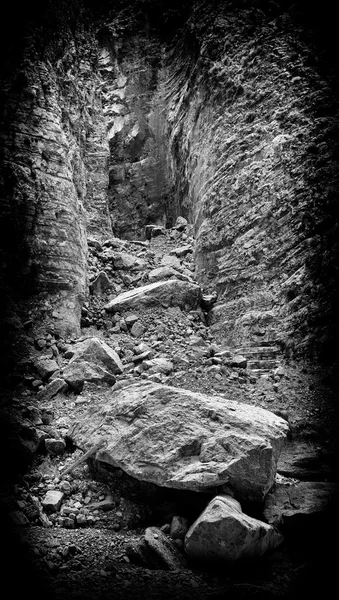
[69,380,289,501]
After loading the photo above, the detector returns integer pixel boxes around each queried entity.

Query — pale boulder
[69,337,123,374]
[69,381,289,501]
[185,495,283,562]
[104,280,201,313]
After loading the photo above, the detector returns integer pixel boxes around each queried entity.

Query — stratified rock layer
[69,381,289,501]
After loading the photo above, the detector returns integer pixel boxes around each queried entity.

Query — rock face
[104,280,201,313]
[69,381,289,501]
[264,481,339,528]
[185,495,283,562]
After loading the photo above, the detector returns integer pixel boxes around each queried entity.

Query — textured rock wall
[163,1,339,360]
[0,2,112,349]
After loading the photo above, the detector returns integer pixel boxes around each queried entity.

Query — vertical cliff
[163,0,339,362]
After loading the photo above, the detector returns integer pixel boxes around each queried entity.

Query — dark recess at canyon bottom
[0,1,339,599]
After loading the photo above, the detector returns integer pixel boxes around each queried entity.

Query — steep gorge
[1,1,339,598]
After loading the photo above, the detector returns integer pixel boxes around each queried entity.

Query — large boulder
[69,337,123,374]
[185,495,283,562]
[68,381,289,501]
[104,280,201,313]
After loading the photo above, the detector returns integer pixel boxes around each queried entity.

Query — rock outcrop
[185,495,283,562]
[69,380,289,501]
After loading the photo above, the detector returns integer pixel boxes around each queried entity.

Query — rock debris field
[3,219,339,600]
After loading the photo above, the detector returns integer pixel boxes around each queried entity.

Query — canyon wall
[163,1,339,361]
[0,0,338,372]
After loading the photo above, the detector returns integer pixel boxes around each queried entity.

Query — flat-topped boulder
[104,279,201,313]
[68,381,289,502]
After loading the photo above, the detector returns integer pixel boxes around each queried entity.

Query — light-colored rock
[170,246,193,258]
[230,355,247,368]
[264,481,339,528]
[130,321,146,338]
[34,357,59,380]
[113,251,145,270]
[125,314,139,327]
[63,361,116,392]
[161,255,181,269]
[105,280,201,313]
[41,490,64,512]
[148,266,176,282]
[143,358,173,374]
[69,381,289,501]
[69,337,123,374]
[37,378,68,401]
[174,216,188,231]
[185,495,283,562]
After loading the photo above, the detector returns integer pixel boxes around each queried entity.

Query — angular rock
[87,496,116,512]
[113,252,145,270]
[105,280,201,313]
[277,440,334,480]
[45,438,66,456]
[130,321,146,338]
[143,358,174,374]
[69,381,289,501]
[148,266,177,282]
[34,357,59,380]
[37,378,68,401]
[264,481,339,529]
[125,313,139,327]
[170,246,193,258]
[62,361,116,393]
[230,355,247,368]
[69,337,123,374]
[185,495,283,562]
[144,526,187,570]
[170,516,189,540]
[161,255,181,269]
[42,490,64,512]
[145,225,165,239]
[9,510,30,526]
[89,271,111,295]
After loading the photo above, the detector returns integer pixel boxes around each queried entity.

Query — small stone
[174,216,188,231]
[45,438,66,456]
[41,490,64,512]
[59,481,71,494]
[170,515,189,540]
[130,321,146,338]
[76,514,87,527]
[125,314,139,327]
[9,510,30,526]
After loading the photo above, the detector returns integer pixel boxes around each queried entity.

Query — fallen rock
[69,381,289,501]
[145,225,165,239]
[145,526,187,570]
[161,255,182,269]
[105,280,201,313]
[69,337,123,374]
[185,495,283,562]
[148,266,176,282]
[263,481,339,529]
[9,510,30,526]
[37,378,68,401]
[130,321,146,338]
[125,314,139,327]
[230,355,248,369]
[45,438,66,456]
[89,271,111,295]
[143,358,174,374]
[34,357,59,380]
[62,361,116,393]
[174,216,188,231]
[41,490,64,512]
[277,440,334,480]
[170,246,193,258]
[170,516,189,540]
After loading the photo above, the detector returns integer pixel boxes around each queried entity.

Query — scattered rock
[174,216,188,231]
[130,321,146,338]
[185,495,283,562]
[89,271,111,295]
[44,438,66,456]
[170,516,189,540]
[143,358,174,374]
[148,266,176,282]
[69,381,289,501]
[34,357,59,380]
[230,355,248,369]
[9,510,30,526]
